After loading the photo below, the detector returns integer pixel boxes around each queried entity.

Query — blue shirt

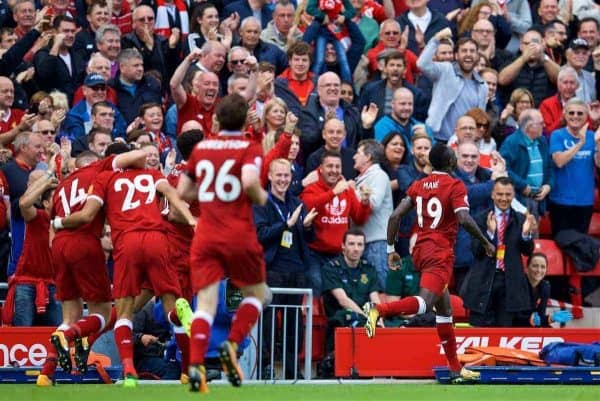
[549,127,596,206]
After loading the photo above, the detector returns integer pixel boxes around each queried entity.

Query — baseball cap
[84,73,107,87]
[569,38,590,50]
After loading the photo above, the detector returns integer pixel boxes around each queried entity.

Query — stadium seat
[450,295,469,323]
[565,258,600,319]
[521,239,565,276]
[299,296,327,362]
[588,213,600,238]
[538,213,552,238]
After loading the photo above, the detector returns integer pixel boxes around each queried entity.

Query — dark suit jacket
[358,79,428,123]
[462,208,534,313]
[222,0,272,29]
[33,46,86,103]
[297,95,371,158]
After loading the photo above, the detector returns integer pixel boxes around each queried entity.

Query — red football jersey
[406,172,469,250]
[15,209,54,280]
[52,155,117,239]
[186,135,263,237]
[89,168,168,244]
[176,94,216,136]
[165,162,200,244]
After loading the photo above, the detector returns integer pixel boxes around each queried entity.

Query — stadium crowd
[0,0,598,381]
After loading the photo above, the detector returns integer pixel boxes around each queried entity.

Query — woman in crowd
[514,253,573,327]
[261,97,289,153]
[497,88,535,140]
[184,2,233,54]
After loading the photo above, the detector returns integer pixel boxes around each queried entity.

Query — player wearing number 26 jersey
[175,94,270,393]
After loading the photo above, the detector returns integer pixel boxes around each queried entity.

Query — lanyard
[268,194,289,223]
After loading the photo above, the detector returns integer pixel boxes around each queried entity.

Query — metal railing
[245,287,313,381]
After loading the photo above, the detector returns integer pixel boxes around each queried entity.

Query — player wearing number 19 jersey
[362,144,495,383]
[175,94,269,393]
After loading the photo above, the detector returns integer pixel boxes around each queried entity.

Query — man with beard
[417,28,488,143]
[359,51,428,123]
[373,87,433,149]
[395,132,431,256]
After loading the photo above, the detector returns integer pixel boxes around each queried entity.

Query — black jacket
[462,208,534,313]
[358,79,428,123]
[252,193,314,271]
[555,230,600,272]
[33,46,86,103]
[73,28,97,62]
[110,74,162,124]
[297,95,370,158]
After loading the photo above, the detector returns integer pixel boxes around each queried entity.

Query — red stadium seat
[588,213,600,238]
[299,296,327,362]
[521,239,565,276]
[594,188,600,212]
[565,258,600,319]
[538,213,553,238]
[450,294,469,323]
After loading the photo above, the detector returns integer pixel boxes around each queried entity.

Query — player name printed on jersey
[198,139,251,150]
[423,180,439,190]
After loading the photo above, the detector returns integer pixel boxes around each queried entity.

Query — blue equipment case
[0,366,122,384]
[435,366,600,384]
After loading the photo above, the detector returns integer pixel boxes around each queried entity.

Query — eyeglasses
[37,129,55,135]
[472,29,494,35]
[459,126,476,131]
[230,59,246,65]
[383,31,400,36]
[90,85,107,91]
[136,16,154,22]
[567,110,586,116]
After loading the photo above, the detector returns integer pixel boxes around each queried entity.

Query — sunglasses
[476,123,489,128]
[38,129,55,135]
[90,85,107,91]
[567,110,585,116]
[136,16,154,22]
[383,31,400,36]
[230,59,246,65]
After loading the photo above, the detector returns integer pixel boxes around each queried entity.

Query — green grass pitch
[0,383,598,401]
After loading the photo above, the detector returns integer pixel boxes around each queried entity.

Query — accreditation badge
[496,244,506,261]
[281,230,293,248]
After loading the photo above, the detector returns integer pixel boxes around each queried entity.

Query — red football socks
[167,309,182,326]
[114,319,134,375]
[228,297,262,345]
[376,296,420,317]
[189,315,212,366]
[437,322,462,372]
[88,308,116,347]
[63,314,104,341]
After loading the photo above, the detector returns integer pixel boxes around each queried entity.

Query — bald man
[0,77,26,146]
[305,118,357,180]
[448,116,478,149]
[298,72,369,156]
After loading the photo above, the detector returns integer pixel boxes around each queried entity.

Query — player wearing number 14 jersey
[363,144,495,383]
[175,94,269,393]
[52,143,196,387]
[37,148,148,387]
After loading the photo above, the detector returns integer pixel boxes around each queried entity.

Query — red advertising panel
[0,327,54,367]
[335,328,600,378]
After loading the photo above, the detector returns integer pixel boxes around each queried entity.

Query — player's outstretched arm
[457,209,496,257]
[114,149,148,170]
[19,174,58,222]
[54,198,102,229]
[176,173,198,202]
[386,196,413,246]
[242,165,268,206]
[157,181,196,226]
